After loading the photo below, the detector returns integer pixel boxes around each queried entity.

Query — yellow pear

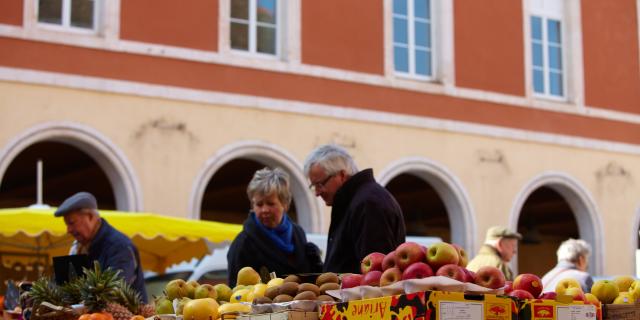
[237,266,261,285]
[213,283,233,302]
[246,283,268,302]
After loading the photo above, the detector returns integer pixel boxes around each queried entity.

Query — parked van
[144,234,441,296]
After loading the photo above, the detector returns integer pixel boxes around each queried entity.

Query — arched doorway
[0,141,116,208]
[385,173,450,241]
[510,172,603,275]
[378,157,476,252]
[200,158,298,224]
[516,186,578,276]
[190,141,321,232]
[0,122,141,211]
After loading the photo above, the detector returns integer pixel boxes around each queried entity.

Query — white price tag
[556,304,597,320]
[438,301,483,320]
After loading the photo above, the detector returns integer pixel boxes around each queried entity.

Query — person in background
[542,238,594,293]
[54,192,147,302]
[303,144,406,274]
[467,226,522,281]
[227,167,322,286]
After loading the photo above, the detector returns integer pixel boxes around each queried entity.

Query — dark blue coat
[88,218,148,303]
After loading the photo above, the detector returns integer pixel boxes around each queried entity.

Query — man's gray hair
[303,144,358,177]
[246,167,292,208]
[557,238,591,263]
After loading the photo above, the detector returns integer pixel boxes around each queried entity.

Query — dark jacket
[323,169,406,273]
[88,218,148,303]
[227,213,323,287]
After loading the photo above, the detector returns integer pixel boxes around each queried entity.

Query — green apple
[186,280,200,298]
[590,279,619,304]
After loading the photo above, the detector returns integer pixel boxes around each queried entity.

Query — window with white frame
[230,0,279,56]
[37,0,97,31]
[529,0,565,99]
[393,0,433,78]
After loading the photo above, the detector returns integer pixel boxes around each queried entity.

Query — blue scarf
[251,212,294,253]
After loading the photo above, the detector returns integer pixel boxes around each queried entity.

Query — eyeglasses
[308,173,336,191]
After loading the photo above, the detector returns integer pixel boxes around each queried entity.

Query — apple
[539,291,557,300]
[165,279,190,300]
[554,278,581,296]
[425,242,459,270]
[509,289,535,300]
[474,266,506,289]
[564,287,586,302]
[613,275,636,292]
[451,244,469,267]
[341,273,364,289]
[503,281,513,294]
[380,267,403,286]
[361,252,385,274]
[435,264,465,282]
[361,270,382,286]
[402,262,434,280]
[194,283,218,299]
[584,293,600,305]
[613,292,634,304]
[590,279,619,304]
[513,273,543,298]
[395,242,426,270]
[628,280,640,303]
[382,251,397,270]
[462,268,477,283]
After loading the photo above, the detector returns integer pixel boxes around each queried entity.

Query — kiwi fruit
[273,294,293,303]
[319,282,340,295]
[278,282,299,296]
[316,272,339,286]
[293,290,317,301]
[253,296,273,304]
[264,286,280,300]
[298,283,321,296]
[284,274,301,283]
[317,294,335,302]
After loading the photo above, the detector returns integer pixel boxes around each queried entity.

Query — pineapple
[60,277,83,306]
[29,277,64,307]
[139,304,155,317]
[79,261,122,313]
[112,280,141,314]
[105,302,134,320]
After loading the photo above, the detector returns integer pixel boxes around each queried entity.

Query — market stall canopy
[0,207,242,273]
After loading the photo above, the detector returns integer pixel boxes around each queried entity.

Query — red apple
[380,267,403,286]
[509,289,535,300]
[462,268,477,283]
[360,252,385,274]
[564,287,586,302]
[341,273,363,289]
[425,242,459,270]
[435,264,465,282]
[451,244,469,267]
[395,242,426,270]
[474,266,506,289]
[382,251,396,270]
[504,281,514,294]
[401,262,434,280]
[513,273,543,298]
[539,291,557,300]
[360,270,382,286]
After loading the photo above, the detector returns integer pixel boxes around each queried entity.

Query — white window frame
[227,0,282,59]
[525,0,583,105]
[36,0,100,34]
[392,0,435,81]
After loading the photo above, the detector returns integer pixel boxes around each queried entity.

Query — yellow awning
[0,207,242,273]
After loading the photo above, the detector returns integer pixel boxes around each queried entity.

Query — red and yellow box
[424,291,516,320]
[518,299,601,320]
[319,292,427,320]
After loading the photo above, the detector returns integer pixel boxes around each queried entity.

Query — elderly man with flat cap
[55,192,147,302]
[466,226,522,281]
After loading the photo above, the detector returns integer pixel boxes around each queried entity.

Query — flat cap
[54,192,98,217]
[486,226,522,241]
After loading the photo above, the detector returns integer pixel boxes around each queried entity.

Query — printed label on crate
[438,301,483,320]
[532,304,554,320]
[556,304,597,320]
[320,292,426,320]
[485,301,512,320]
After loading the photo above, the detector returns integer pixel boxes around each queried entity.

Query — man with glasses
[304,144,406,273]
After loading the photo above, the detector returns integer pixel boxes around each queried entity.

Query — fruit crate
[234,310,318,320]
[602,304,640,320]
[320,291,427,320]
[517,299,600,320]
[424,291,516,320]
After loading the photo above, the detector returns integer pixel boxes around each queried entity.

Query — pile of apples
[343,241,507,290]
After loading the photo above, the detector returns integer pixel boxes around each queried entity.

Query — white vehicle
[144,234,441,296]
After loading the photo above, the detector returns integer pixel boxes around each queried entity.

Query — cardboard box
[518,299,600,320]
[236,310,318,320]
[424,291,516,320]
[319,292,427,320]
[602,304,640,320]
